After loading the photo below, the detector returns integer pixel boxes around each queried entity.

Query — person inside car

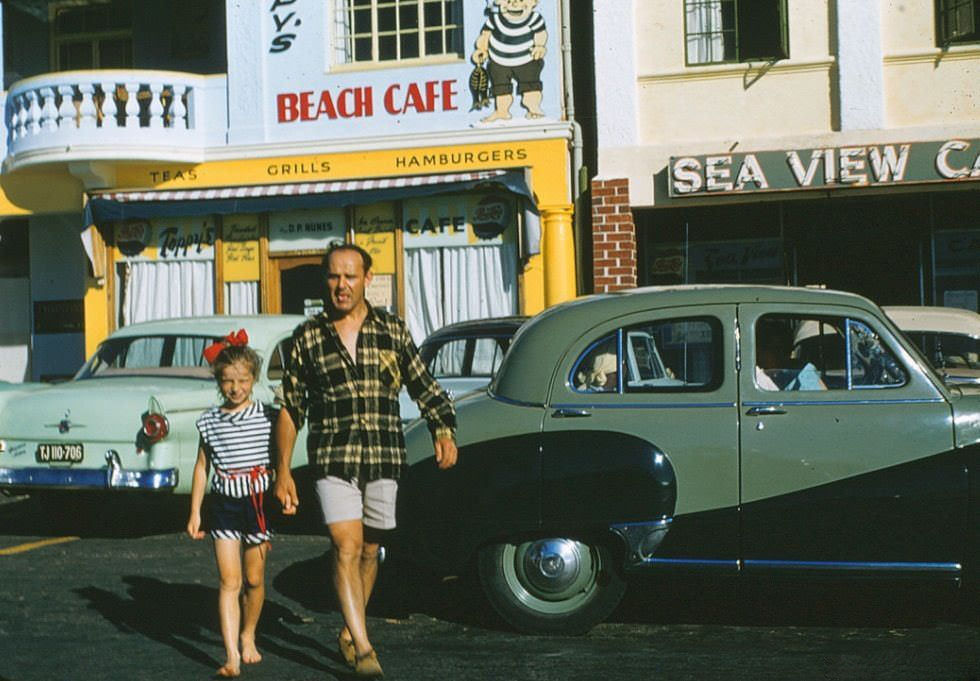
[755,320,827,391]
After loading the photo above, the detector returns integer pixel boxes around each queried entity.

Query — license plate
[36,443,84,464]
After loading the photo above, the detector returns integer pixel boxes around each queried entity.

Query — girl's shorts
[207,493,272,545]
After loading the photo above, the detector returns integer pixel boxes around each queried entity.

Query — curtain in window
[334,1,354,64]
[120,260,214,326]
[686,0,725,64]
[405,243,518,344]
[225,281,259,315]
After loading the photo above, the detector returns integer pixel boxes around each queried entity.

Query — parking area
[1,494,978,681]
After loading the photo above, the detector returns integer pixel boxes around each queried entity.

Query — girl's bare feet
[241,636,262,665]
[216,663,241,678]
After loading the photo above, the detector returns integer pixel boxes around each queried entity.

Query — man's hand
[275,472,299,515]
[434,437,458,470]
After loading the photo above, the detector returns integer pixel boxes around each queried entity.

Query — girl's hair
[211,344,262,381]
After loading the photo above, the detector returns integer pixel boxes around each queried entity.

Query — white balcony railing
[4,70,226,171]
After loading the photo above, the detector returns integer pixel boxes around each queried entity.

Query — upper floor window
[51,0,133,70]
[937,0,979,45]
[684,0,788,65]
[335,0,463,65]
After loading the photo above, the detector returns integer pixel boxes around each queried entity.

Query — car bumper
[0,466,178,491]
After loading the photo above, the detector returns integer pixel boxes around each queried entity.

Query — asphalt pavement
[0,494,978,681]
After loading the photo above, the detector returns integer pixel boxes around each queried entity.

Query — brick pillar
[591,177,637,292]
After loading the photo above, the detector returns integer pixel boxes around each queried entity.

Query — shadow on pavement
[74,576,343,675]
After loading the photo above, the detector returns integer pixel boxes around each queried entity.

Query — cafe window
[684,0,788,65]
[334,0,463,65]
[937,0,980,45]
[51,0,134,70]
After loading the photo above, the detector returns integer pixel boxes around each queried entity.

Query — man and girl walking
[187,242,457,678]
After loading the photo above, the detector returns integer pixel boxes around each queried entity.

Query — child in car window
[187,331,276,678]
[756,320,827,391]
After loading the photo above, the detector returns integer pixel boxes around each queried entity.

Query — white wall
[0,278,29,382]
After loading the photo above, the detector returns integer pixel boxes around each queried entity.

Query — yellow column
[540,204,576,307]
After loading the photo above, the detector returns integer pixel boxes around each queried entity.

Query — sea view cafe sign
[668,138,980,197]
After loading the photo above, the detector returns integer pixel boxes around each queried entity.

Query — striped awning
[84,169,534,224]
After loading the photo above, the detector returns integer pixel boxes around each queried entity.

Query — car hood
[0,376,215,441]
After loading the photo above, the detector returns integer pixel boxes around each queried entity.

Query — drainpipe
[559,0,584,294]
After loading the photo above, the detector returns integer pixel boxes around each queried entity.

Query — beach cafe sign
[669,138,980,197]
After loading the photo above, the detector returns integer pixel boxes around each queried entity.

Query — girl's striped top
[196,401,275,498]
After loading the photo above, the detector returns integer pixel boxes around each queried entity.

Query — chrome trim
[746,406,787,416]
[552,401,735,410]
[610,518,672,566]
[742,398,944,407]
[0,466,178,490]
[488,391,544,408]
[551,408,591,418]
[743,559,961,574]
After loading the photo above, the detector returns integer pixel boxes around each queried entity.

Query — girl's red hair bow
[203,329,249,364]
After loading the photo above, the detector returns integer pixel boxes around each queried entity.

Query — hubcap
[522,539,582,594]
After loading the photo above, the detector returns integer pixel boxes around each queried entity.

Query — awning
[85,169,535,223]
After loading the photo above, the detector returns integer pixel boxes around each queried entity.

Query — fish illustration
[469,62,491,111]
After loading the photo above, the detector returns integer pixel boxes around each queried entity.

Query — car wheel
[477,537,626,634]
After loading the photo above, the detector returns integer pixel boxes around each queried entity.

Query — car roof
[883,306,980,337]
[421,316,529,343]
[492,285,882,404]
[103,315,307,350]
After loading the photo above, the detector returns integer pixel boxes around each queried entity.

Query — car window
[571,317,722,393]
[267,338,293,381]
[428,339,467,378]
[906,331,980,371]
[759,314,906,391]
[470,338,505,377]
[77,334,215,379]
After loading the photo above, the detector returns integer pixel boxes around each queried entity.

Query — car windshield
[75,334,218,380]
[903,331,980,371]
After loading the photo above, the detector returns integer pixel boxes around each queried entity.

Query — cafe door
[268,256,323,315]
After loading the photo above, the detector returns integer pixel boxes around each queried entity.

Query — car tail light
[142,413,169,445]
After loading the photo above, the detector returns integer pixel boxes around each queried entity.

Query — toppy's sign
[668,138,980,197]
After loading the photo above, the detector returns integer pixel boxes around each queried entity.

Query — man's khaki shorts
[315,476,398,530]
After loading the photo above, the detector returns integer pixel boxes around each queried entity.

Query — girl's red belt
[215,466,270,539]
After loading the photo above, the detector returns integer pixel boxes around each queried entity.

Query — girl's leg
[240,541,269,664]
[214,538,243,676]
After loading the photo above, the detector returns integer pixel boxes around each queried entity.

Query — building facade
[589,1,980,312]
[0,0,580,382]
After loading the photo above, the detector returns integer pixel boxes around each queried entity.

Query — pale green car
[0,316,308,495]
[398,285,980,634]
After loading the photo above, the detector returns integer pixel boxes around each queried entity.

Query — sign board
[669,138,980,197]
[268,208,345,252]
[402,194,515,249]
[222,214,260,281]
[114,217,215,261]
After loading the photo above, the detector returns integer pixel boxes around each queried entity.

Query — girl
[187,333,276,678]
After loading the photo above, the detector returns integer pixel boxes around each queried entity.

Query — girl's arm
[186,439,209,540]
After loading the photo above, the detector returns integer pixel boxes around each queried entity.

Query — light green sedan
[0,315,307,495]
[398,285,980,634]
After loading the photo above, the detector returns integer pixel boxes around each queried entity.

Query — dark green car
[398,285,980,633]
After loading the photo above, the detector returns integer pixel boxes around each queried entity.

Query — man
[274,243,457,678]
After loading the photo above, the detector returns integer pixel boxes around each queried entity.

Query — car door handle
[746,406,787,416]
[551,408,592,418]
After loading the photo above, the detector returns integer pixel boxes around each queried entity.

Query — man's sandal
[338,631,356,668]
[354,649,383,678]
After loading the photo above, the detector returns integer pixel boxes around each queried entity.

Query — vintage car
[397,285,980,634]
[884,305,980,385]
[0,315,308,496]
[398,316,527,422]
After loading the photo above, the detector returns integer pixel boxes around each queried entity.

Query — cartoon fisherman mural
[470,0,548,123]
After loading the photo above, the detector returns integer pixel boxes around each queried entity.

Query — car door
[738,303,965,576]
[542,305,741,567]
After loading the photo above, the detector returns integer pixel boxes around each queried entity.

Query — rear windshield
[76,335,218,380]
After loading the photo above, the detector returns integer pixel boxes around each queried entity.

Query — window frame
[683,0,790,67]
[936,0,980,46]
[333,0,465,69]
[49,0,134,71]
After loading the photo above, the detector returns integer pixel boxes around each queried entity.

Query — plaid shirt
[280,305,455,482]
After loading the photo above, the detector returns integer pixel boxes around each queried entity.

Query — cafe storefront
[641,138,980,308]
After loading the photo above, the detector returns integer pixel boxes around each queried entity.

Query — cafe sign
[669,138,980,197]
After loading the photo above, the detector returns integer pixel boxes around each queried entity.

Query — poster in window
[354,203,396,274]
[222,214,260,282]
[114,217,216,261]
